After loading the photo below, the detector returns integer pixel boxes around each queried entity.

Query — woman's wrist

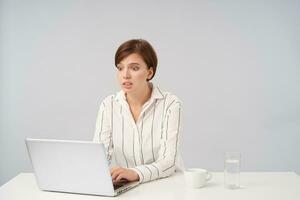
[129,168,140,182]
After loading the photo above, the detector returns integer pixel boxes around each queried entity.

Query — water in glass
[224,152,240,189]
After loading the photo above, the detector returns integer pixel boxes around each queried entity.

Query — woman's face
[116,53,153,94]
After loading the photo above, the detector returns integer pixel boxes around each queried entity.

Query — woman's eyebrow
[118,62,140,67]
[128,62,140,66]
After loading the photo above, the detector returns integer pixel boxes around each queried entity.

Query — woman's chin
[122,86,134,93]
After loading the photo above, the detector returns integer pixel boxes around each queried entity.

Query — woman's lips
[122,82,133,89]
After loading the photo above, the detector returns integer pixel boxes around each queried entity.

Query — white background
[1,0,299,186]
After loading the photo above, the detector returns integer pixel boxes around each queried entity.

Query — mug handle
[206,172,212,182]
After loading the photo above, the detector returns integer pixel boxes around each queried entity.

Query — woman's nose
[123,68,130,79]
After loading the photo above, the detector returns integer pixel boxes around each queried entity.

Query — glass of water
[224,152,241,189]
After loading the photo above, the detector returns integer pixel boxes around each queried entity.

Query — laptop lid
[25,138,116,196]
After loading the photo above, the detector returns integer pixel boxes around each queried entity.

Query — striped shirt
[93,84,184,183]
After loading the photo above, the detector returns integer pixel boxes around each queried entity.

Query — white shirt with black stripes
[93,84,184,183]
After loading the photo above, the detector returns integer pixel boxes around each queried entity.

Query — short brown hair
[115,39,158,81]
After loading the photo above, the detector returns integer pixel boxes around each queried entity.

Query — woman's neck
[126,83,152,107]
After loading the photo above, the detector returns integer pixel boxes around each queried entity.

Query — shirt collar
[115,83,164,102]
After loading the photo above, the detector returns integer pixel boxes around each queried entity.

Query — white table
[1,172,300,200]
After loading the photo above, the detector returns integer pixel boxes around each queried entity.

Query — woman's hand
[110,166,140,183]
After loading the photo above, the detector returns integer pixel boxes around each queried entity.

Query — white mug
[184,168,212,188]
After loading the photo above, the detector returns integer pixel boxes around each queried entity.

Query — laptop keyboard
[113,180,128,190]
[113,183,124,190]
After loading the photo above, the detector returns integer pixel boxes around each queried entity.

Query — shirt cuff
[130,164,159,183]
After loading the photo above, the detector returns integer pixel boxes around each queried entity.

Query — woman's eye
[133,66,139,71]
[117,66,123,71]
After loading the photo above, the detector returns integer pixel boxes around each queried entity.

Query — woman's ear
[147,67,154,80]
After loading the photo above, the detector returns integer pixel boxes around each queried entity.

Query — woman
[93,39,183,184]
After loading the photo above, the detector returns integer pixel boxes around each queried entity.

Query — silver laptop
[25,138,139,196]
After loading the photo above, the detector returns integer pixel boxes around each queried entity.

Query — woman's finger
[111,171,120,180]
[115,172,126,182]
[110,166,121,175]
[111,168,125,180]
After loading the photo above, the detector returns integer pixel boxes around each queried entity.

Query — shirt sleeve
[130,99,182,183]
[93,98,113,162]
